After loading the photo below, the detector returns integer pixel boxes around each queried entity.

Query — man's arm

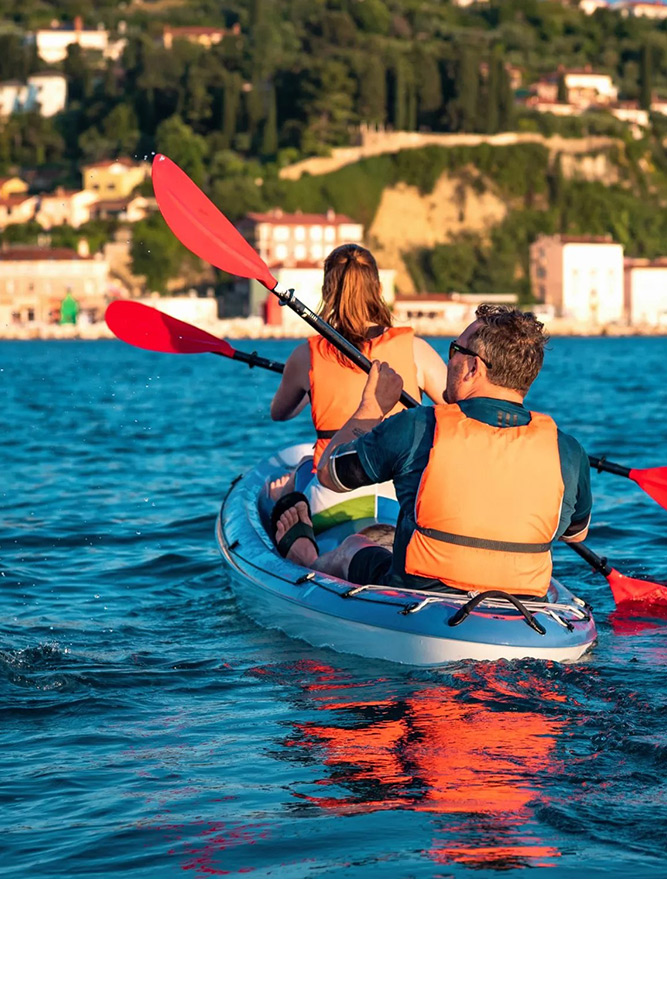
[317,361,404,492]
[560,442,592,543]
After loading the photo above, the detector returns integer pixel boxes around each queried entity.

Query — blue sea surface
[1,335,666,878]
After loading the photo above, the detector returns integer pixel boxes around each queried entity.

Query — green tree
[358,54,387,125]
[154,115,208,187]
[415,53,443,130]
[640,43,653,111]
[131,215,188,293]
[261,84,278,158]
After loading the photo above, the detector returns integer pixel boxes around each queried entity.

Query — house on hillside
[35,188,99,229]
[82,159,150,199]
[89,195,153,224]
[29,16,126,64]
[0,245,108,326]
[617,1,667,18]
[530,234,624,324]
[0,193,38,230]
[0,73,67,118]
[162,23,240,49]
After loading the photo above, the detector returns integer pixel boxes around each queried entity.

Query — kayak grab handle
[448,591,547,634]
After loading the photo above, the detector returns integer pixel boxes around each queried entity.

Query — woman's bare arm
[270,342,311,421]
[414,337,448,405]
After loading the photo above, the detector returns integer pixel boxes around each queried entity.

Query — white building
[240,209,364,268]
[611,102,649,133]
[133,294,219,327]
[30,17,126,64]
[563,71,618,108]
[618,1,667,19]
[624,258,667,326]
[248,264,395,333]
[579,0,609,14]
[35,188,99,230]
[393,293,517,332]
[0,246,109,327]
[0,73,67,117]
[530,235,624,324]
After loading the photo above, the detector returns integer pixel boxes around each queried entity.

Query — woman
[270,244,448,466]
[267,244,448,539]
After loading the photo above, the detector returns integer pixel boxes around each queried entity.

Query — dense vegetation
[2,0,667,293]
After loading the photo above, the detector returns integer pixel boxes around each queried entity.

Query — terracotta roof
[245,210,359,226]
[0,194,35,207]
[0,247,80,261]
[167,26,226,36]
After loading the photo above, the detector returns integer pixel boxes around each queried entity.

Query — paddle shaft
[589,455,630,478]
[224,347,284,374]
[567,541,610,578]
[274,286,419,409]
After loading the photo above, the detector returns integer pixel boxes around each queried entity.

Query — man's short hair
[470,304,548,394]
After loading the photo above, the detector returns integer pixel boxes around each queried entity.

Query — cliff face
[368,170,508,293]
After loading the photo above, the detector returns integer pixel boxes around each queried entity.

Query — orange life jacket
[404,404,564,596]
[309,327,420,468]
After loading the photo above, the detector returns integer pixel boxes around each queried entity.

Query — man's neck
[461,385,525,405]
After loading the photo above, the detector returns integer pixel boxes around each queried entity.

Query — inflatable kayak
[216,445,597,665]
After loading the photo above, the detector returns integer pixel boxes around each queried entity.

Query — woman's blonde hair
[319,244,392,361]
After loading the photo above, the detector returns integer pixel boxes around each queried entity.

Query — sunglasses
[448,341,493,370]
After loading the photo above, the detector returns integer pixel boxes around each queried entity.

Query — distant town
[2,1,667,337]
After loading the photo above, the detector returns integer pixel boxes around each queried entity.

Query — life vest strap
[415,524,553,554]
[315,429,340,439]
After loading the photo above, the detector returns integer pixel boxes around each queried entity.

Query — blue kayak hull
[217,445,598,666]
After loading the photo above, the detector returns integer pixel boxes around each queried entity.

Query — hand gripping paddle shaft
[151,153,419,409]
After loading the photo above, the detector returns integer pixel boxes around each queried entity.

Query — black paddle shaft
[221,348,285,374]
[567,541,611,577]
[274,287,420,409]
[588,455,631,478]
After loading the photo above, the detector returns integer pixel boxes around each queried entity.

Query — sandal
[270,491,320,559]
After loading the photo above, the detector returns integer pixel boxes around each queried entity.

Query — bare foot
[268,473,294,502]
[275,501,318,566]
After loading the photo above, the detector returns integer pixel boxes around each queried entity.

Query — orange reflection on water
[289,661,565,871]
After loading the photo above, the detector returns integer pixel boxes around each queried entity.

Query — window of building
[273,226,289,242]
[27,308,35,321]
[294,226,305,242]
[274,243,288,260]
[310,226,322,240]
[294,244,306,260]
[324,226,335,241]
[310,244,323,260]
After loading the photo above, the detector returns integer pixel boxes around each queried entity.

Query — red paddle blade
[607,567,667,608]
[151,154,277,290]
[629,466,667,512]
[105,300,235,356]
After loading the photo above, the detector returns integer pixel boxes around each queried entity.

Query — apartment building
[530,234,624,324]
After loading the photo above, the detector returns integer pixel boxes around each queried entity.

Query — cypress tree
[260,84,278,158]
[640,44,652,112]
[358,54,387,125]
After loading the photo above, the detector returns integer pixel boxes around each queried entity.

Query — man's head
[444,304,548,404]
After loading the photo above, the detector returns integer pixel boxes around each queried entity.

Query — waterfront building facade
[624,258,667,327]
[530,235,624,324]
[0,247,108,327]
[239,209,363,270]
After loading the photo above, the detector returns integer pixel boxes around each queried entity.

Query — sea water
[1,336,666,878]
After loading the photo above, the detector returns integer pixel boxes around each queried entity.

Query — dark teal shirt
[352,398,592,590]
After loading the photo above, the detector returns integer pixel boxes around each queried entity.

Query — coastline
[2,319,667,340]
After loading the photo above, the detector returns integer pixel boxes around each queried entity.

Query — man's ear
[463,357,479,382]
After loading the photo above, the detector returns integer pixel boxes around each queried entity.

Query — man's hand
[359,360,404,419]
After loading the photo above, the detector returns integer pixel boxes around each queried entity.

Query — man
[273,304,591,598]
